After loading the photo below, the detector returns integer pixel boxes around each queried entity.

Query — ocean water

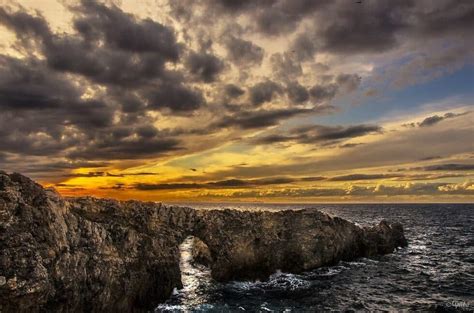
[156,203,474,312]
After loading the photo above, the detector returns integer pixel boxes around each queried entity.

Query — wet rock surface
[0,172,407,312]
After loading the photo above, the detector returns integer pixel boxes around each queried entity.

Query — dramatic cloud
[74,1,180,58]
[186,51,225,82]
[309,84,338,103]
[286,81,309,104]
[414,164,474,171]
[255,124,382,145]
[418,112,467,127]
[67,136,181,160]
[291,33,317,62]
[0,0,472,201]
[0,56,80,111]
[253,0,329,35]
[328,174,401,181]
[66,171,158,178]
[224,35,264,67]
[224,84,245,98]
[144,82,204,112]
[317,1,413,54]
[215,108,311,130]
[249,80,283,106]
[134,175,325,190]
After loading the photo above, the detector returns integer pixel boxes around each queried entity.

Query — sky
[0,0,473,203]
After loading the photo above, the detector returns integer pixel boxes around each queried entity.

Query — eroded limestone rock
[0,172,407,312]
[191,237,213,267]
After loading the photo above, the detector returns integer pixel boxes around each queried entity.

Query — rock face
[0,172,408,312]
[191,237,213,267]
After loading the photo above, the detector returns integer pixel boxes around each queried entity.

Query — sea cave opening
[156,236,214,311]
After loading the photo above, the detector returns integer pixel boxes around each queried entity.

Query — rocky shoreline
[0,172,407,312]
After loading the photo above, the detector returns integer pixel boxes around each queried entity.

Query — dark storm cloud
[0,160,110,179]
[169,0,314,36]
[215,108,311,130]
[175,0,474,59]
[186,51,225,82]
[224,84,245,98]
[309,84,338,103]
[0,2,208,117]
[253,0,329,35]
[224,36,264,67]
[317,1,413,54]
[249,80,283,106]
[286,81,309,104]
[336,74,362,93]
[340,143,364,149]
[314,1,473,56]
[46,42,167,87]
[73,0,179,59]
[68,100,115,129]
[0,56,117,157]
[291,33,317,61]
[64,171,158,178]
[301,74,361,103]
[170,0,323,41]
[207,0,276,14]
[134,175,326,190]
[1,0,472,188]
[136,125,159,138]
[419,164,474,171]
[67,136,181,160]
[207,0,468,53]
[328,173,401,181]
[116,92,146,113]
[0,21,185,166]
[414,0,474,38]
[66,121,180,161]
[255,124,382,145]
[392,173,468,181]
[0,6,51,43]
[419,115,444,127]
[0,130,73,157]
[419,156,443,161]
[144,82,204,112]
[418,112,468,127]
[135,182,202,190]
[0,56,80,110]
[294,124,382,142]
[28,161,109,172]
[0,3,180,87]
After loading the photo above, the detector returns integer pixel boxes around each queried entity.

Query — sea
[156,203,473,312]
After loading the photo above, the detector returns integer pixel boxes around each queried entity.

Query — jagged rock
[191,237,212,266]
[0,172,408,312]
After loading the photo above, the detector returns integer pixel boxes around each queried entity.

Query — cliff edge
[0,172,407,312]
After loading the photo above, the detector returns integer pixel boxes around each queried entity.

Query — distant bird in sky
[190,168,197,172]
[356,0,362,3]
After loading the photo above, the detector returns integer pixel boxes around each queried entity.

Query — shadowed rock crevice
[0,172,407,312]
[190,237,213,267]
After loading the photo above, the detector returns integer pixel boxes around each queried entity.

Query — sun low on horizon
[0,0,473,203]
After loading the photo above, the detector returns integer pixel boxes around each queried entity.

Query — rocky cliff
[0,172,407,312]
